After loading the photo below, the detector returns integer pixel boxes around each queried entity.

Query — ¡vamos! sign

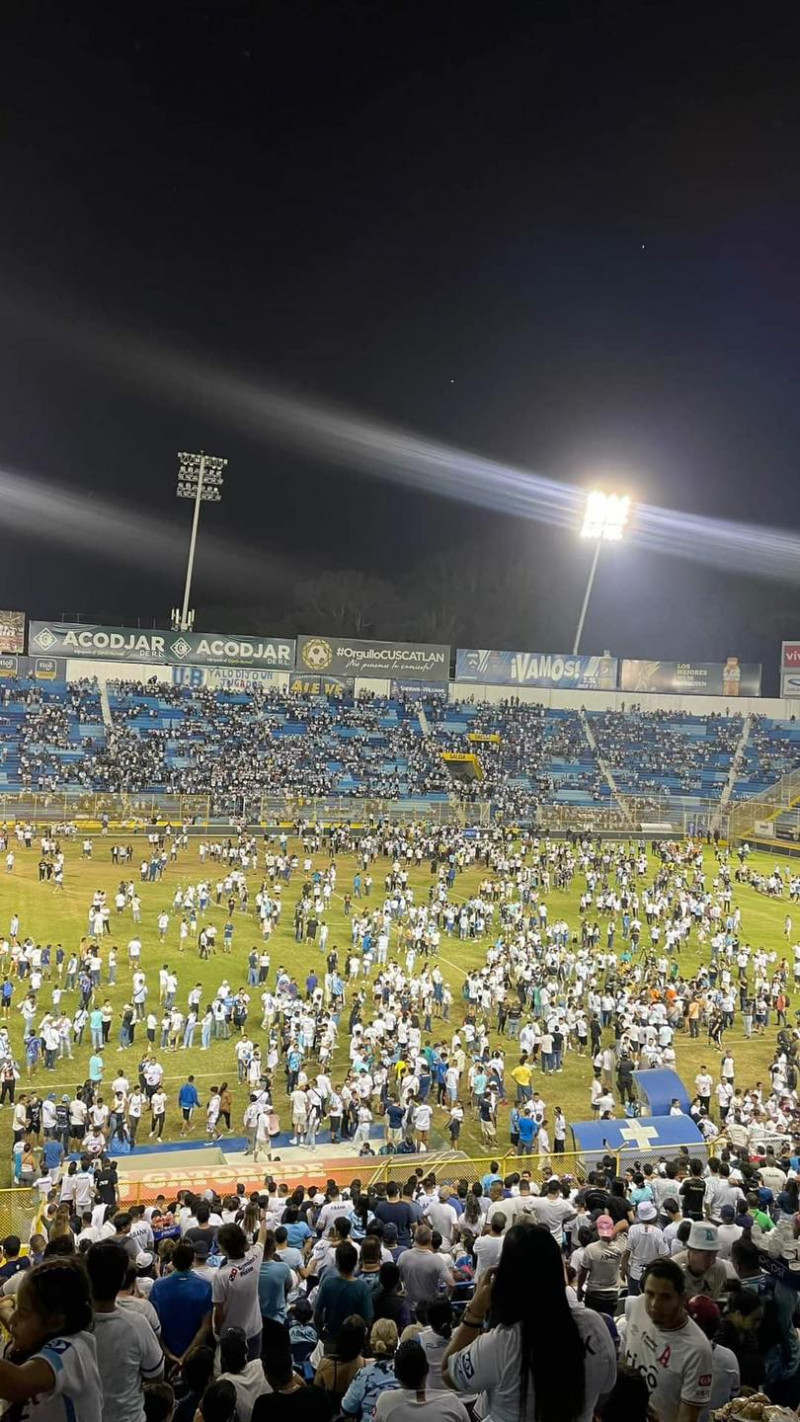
[29,622,295,669]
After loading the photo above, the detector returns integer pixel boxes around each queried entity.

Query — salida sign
[29,622,296,669]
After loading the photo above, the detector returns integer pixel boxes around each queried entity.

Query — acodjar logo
[33,627,58,652]
[302,638,333,671]
[169,637,193,660]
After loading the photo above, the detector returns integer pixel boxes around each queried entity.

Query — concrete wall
[61,659,799,721]
[449,680,794,718]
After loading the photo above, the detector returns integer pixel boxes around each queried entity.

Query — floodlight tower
[573,490,631,655]
[173,450,227,633]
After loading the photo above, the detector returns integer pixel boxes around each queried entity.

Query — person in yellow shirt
[510,1057,533,1104]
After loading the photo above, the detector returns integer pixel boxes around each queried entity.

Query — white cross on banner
[619,1122,660,1151]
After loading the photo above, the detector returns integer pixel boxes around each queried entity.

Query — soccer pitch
[0,831,791,1178]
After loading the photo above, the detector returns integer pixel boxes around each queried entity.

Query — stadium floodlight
[175,451,228,632]
[573,490,631,655]
[580,490,631,541]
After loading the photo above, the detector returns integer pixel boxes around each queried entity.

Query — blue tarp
[632,1068,691,1117]
[570,1113,705,1166]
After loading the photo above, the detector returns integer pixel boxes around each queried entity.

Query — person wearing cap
[192,1237,216,1282]
[621,1201,668,1297]
[622,1257,713,1422]
[672,1222,727,1302]
[685,1296,740,1418]
[577,1215,626,1315]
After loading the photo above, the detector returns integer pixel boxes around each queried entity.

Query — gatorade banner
[620,659,761,696]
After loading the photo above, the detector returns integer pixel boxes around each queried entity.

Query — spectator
[342,1318,400,1420]
[314,1242,374,1342]
[620,1203,668,1298]
[0,1235,30,1283]
[0,1257,101,1421]
[315,1314,368,1404]
[685,1296,740,1418]
[218,1325,271,1422]
[417,1300,454,1390]
[198,1379,238,1422]
[173,1346,216,1422]
[621,1258,713,1422]
[150,1241,212,1365]
[253,1318,335,1422]
[258,1229,293,1324]
[672,1223,727,1303]
[731,1235,800,1406]
[472,1214,505,1282]
[444,1224,616,1422]
[213,1220,267,1362]
[372,1263,412,1332]
[376,1339,469,1422]
[86,1239,164,1422]
[397,1228,454,1313]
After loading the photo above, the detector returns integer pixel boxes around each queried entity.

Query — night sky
[2,4,800,688]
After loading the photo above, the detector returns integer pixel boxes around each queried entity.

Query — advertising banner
[0,612,25,654]
[781,672,800,699]
[781,642,800,671]
[455,648,618,690]
[390,678,448,700]
[620,658,761,697]
[29,622,295,669]
[297,635,450,681]
[0,655,66,680]
[289,674,354,696]
[172,666,287,692]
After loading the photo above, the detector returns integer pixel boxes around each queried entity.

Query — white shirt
[622,1295,712,1420]
[92,1305,164,1422]
[212,1243,264,1338]
[426,1200,458,1244]
[375,1392,469,1422]
[25,1330,103,1422]
[472,1233,504,1281]
[448,1308,616,1422]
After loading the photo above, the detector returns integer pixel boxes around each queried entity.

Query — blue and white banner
[172,665,287,691]
[456,648,619,689]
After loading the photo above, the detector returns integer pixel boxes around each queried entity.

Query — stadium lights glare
[175,450,228,631]
[580,490,631,541]
[573,490,632,656]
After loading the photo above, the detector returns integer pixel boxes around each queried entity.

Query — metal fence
[0,790,479,829]
[368,1149,609,1192]
[729,764,800,843]
[0,787,744,837]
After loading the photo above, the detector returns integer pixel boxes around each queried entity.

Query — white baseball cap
[687,1221,719,1251]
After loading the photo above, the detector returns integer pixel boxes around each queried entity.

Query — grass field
[0,831,792,1183]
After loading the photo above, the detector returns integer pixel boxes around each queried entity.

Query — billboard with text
[29,622,295,669]
[620,658,761,696]
[0,612,25,654]
[455,648,618,689]
[297,635,450,681]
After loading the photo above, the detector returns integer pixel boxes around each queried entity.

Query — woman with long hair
[459,1184,483,1245]
[442,1224,616,1422]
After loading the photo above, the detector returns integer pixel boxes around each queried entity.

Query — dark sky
[2,2,800,685]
